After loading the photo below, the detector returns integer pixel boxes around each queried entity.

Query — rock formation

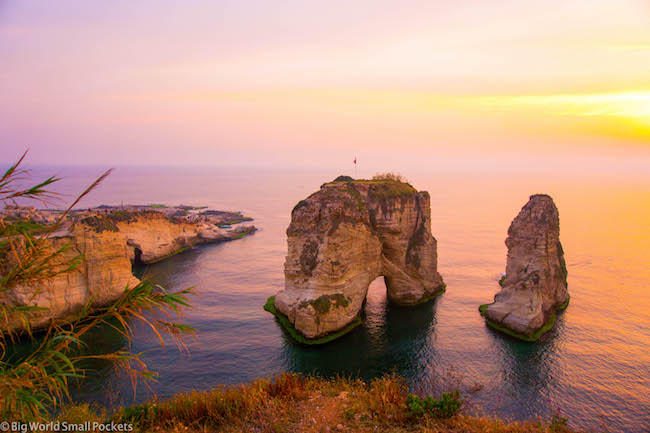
[267,177,445,343]
[1,210,255,332]
[480,194,569,341]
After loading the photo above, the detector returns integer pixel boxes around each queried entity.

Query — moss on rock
[367,180,417,201]
[479,295,570,342]
[298,294,351,314]
[79,215,119,233]
[264,296,361,345]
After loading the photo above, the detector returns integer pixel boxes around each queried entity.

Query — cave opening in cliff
[132,247,144,265]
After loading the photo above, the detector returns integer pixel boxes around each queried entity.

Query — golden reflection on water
[422,172,650,413]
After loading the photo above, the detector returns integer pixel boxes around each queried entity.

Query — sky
[1,0,649,172]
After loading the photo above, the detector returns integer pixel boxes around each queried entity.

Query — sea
[7,164,650,432]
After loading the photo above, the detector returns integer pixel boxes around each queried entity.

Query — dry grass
[102,373,577,433]
[372,172,408,183]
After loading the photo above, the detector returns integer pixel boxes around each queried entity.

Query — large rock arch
[267,177,445,343]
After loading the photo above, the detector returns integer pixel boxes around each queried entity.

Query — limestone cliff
[268,177,445,343]
[480,194,569,341]
[1,211,255,332]
[81,211,250,264]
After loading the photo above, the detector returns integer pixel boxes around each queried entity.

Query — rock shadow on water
[66,243,236,408]
[279,287,440,383]
[132,242,216,281]
[482,311,567,423]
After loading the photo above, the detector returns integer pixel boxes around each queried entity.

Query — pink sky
[1,0,649,171]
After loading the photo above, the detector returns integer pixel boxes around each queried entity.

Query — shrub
[372,172,408,183]
[405,390,462,419]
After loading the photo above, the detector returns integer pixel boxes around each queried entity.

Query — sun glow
[474,91,650,123]
[184,88,650,142]
[467,90,650,141]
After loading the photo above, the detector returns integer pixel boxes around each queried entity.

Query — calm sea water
[15,165,650,432]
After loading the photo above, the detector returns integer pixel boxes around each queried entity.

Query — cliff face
[271,178,444,342]
[481,194,569,341]
[2,211,255,332]
[4,227,140,331]
[88,211,245,264]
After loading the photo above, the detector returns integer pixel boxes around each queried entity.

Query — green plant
[405,390,462,419]
[0,152,195,421]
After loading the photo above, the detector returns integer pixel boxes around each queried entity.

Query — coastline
[0,204,257,333]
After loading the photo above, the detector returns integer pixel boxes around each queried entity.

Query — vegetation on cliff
[0,153,195,421]
[53,372,572,433]
[323,173,417,201]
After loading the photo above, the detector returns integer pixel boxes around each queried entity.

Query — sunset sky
[1,0,649,172]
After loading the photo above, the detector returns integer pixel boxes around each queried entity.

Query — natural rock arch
[267,178,445,343]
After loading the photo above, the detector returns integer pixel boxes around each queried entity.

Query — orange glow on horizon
[150,88,650,143]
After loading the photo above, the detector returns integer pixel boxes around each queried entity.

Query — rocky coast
[0,204,256,332]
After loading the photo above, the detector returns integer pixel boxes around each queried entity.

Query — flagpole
[354,156,357,179]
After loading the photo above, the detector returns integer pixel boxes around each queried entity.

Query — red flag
[354,157,357,164]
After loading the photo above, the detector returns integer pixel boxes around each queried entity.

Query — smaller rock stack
[480,194,569,341]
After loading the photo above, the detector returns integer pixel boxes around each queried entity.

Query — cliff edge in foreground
[267,176,444,344]
[480,194,569,342]
[108,373,574,433]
